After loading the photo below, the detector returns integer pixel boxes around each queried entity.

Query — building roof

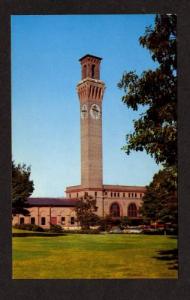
[27,197,78,207]
[103,185,146,192]
[79,54,102,62]
[66,184,146,193]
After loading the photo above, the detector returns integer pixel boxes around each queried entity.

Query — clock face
[90,104,101,120]
[81,104,88,119]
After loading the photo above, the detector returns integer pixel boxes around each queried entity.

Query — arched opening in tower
[83,65,87,79]
[91,64,95,78]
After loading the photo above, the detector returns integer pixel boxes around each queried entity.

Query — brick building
[12,54,146,229]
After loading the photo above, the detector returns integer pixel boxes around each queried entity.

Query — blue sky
[11,15,161,197]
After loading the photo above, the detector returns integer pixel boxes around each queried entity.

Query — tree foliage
[118,14,177,225]
[118,14,177,167]
[140,166,177,224]
[75,195,99,230]
[12,161,34,215]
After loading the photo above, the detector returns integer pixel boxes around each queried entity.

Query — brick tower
[77,54,105,189]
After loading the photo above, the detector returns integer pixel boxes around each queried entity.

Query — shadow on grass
[153,248,178,270]
[168,236,178,239]
[13,232,66,237]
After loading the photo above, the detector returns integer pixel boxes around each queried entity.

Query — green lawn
[13,232,178,279]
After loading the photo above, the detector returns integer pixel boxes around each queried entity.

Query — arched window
[31,217,35,225]
[128,203,137,217]
[71,217,75,225]
[83,65,87,79]
[91,64,95,78]
[20,217,24,224]
[41,217,46,225]
[110,202,120,217]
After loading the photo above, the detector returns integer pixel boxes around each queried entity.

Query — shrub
[13,223,44,232]
[98,216,114,232]
[50,224,63,233]
[143,228,165,235]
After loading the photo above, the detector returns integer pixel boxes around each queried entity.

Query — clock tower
[77,54,105,189]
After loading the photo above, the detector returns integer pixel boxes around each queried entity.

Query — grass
[12,231,178,279]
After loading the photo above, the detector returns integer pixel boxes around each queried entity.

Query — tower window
[95,191,97,197]
[114,192,116,197]
[91,64,95,78]
[111,192,113,197]
[123,193,125,197]
[83,65,87,78]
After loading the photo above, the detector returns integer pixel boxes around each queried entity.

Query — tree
[118,14,177,224]
[75,195,99,230]
[118,14,177,167]
[98,215,120,232]
[12,161,34,216]
[140,166,177,224]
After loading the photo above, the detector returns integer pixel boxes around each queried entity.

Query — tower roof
[79,54,102,62]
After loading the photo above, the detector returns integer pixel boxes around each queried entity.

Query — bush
[13,223,44,232]
[142,226,177,235]
[50,224,63,233]
[98,216,114,232]
[143,228,165,235]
